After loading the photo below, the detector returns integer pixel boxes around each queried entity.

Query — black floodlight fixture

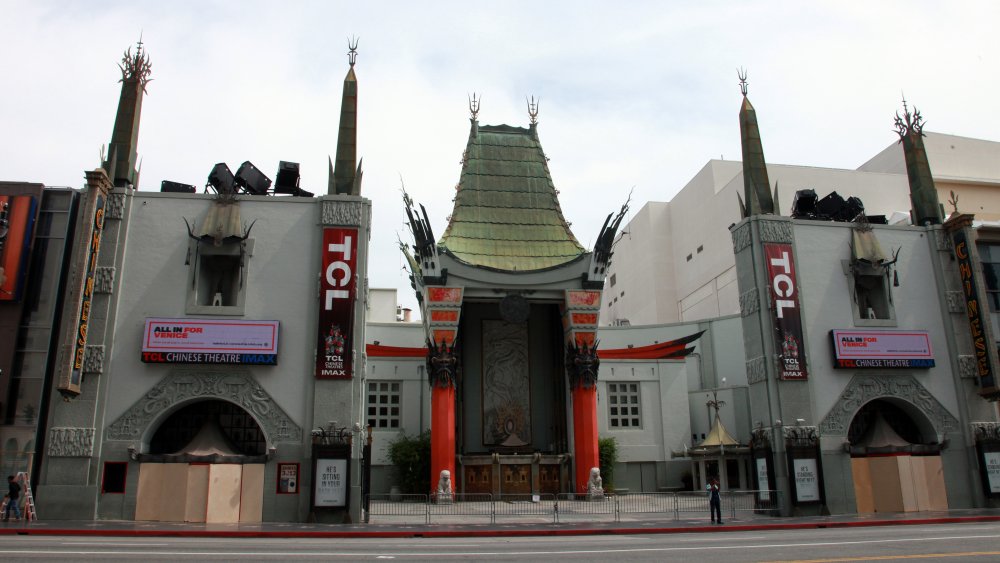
[235,161,272,195]
[207,163,236,195]
[274,161,301,194]
[790,189,817,218]
[161,180,197,193]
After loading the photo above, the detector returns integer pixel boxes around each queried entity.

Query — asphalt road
[1,522,1000,562]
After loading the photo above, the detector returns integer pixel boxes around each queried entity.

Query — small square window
[367,380,402,429]
[607,382,642,429]
[102,462,128,494]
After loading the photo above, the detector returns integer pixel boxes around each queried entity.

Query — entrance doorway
[847,399,947,512]
[134,400,267,523]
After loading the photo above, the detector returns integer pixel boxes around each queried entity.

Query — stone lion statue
[436,469,453,503]
[587,466,604,499]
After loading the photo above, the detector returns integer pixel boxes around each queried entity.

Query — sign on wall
[277,463,299,494]
[952,229,999,395]
[0,194,38,302]
[756,457,771,501]
[141,318,279,365]
[764,243,808,380]
[60,194,105,396]
[316,227,358,379]
[792,458,820,502]
[314,458,348,507]
[984,452,1000,494]
[831,329,934,369]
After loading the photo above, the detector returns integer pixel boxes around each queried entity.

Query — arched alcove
[148,399,266,456]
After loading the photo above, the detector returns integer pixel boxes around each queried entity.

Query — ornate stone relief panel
[321,200,363,226]
[783,425,819,447]
[958,355,978,379]
[83,345,105,374]
[819,374,959,436]
[739,289,760,317]
[94,267,116,294]
[482,320,531,447]
[746,356,767,385]
[106,193,126,220]
[758,220,793,244]
[946,291,964,314]
[972,422,1000,442]
[47,427,96,457]
[106,370,303,444]
[934,229,953,252]
[731,223,751,254]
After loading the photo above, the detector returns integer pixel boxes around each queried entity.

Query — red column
[572,386,599,494]
[430,385,456,494]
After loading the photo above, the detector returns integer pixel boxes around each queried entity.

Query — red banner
[316,227,357,379]
[0,195,38,301]
[764,243,807,380]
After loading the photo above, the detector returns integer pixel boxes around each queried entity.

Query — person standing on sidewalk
[3,475,21,522]
[707,476,722,524]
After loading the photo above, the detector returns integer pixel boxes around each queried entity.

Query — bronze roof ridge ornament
[894,94,925,140]
[347,36,359,67]
[468,92,481,121]
[119,36,152,91]
[738,67,748,97]
[527,95,539,125]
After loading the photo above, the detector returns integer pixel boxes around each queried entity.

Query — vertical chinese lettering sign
[952,230,999,394]
[316,227,357,379]
[60,194,105,396]
[764,243,808,380]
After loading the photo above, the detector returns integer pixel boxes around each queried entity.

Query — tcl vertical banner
[316,227,357,379]
[764,243,808,380]
[0,194,39,301]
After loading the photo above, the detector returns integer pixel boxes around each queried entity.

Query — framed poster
[756,457,771,501]
[314,458,348,507]
[277,463,299,494]
[763,243,807,380]
[316,227,358,379]
[984,451,1000,494]
[793,458,820,502]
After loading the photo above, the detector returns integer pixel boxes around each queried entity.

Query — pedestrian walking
[707,476,722,524]
[3,475,21,522]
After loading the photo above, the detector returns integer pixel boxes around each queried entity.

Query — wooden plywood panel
[239,464,264,523]
[185,464,210,523]
[908,457,931,511]
[135,463,164,521]
[206,464,243,523]
[159,464,190,522]
[869,457,904,512]
[918,456,949,510]
[850,458,875,514]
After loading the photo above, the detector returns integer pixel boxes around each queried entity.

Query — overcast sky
[3,1,999,313]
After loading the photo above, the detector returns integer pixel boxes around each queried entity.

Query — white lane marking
[3,534,1000,558]
[61,542,169,546]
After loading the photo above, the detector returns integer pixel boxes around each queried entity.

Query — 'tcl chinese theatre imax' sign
[764,243,807,380]
[316,227,358,379]
[831,329,934,368]
[141,318,279,365]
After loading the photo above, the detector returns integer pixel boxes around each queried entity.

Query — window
[102,462,128,494]
[978,243,1000,311]
[697,245,704,253]
[367,381,401,429]
[609,273,617,287]
[186,239,254,315]
[844,258,896,327]
[607,382,641,428]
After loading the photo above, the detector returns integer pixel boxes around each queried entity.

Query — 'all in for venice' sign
[316,227,357,379]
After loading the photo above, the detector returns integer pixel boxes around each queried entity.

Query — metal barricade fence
[366,490,782,524]
[494,493,557,522]
[427,493,494,523]
[555,493,616,523]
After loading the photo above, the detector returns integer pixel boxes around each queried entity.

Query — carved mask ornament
[427,339,459,389]
[567,341,600,390]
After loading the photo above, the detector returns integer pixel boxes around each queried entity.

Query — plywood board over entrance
[206,464,242,523]
[185,464,209,523]
[239,464,264,522]
[135,463,189,521]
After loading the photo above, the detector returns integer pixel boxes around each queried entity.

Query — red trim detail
[427,287,462,303]
[571,313,598,325]
[430,386,456,494]
[572,387,599,494]
[598,331,703,360]
[367,344,428,357]
[430,310,460,322]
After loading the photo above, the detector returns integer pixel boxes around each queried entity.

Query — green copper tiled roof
[438,123,585,271]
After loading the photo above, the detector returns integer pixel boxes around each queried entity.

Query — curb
[2,515,999,538]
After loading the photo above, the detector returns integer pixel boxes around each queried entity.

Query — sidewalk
[2,509,999,538]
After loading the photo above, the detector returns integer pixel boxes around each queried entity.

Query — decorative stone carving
[435,470,453,503]
[106,193,126,220]
[482,320,530,446]
[739,289,759,317]
[567,341,600,390]
[946,291,964,314]
[934,229,953,252]
[819,374,959,436]
[106,370,302,443]
[758,220,793,244]
[94,267,116,294]
[746,356,767,385]
[83,345,105,374]
[321,200,363,226]
[426,339,458,388]
[751,426,772,449]
[587,467,605,499]
[958,355,978,379]
[47,427,95,457]
[783,425,819,447]
[972,422,1000,442]
[731,223,751,254]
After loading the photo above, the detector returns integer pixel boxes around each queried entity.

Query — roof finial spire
[737,67,748,97]
[119,36,152,91]
[468,92,480,121]
[347,35,359,67]
[526,95,539,125]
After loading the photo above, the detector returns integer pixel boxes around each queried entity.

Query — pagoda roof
[438,123,585,272]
